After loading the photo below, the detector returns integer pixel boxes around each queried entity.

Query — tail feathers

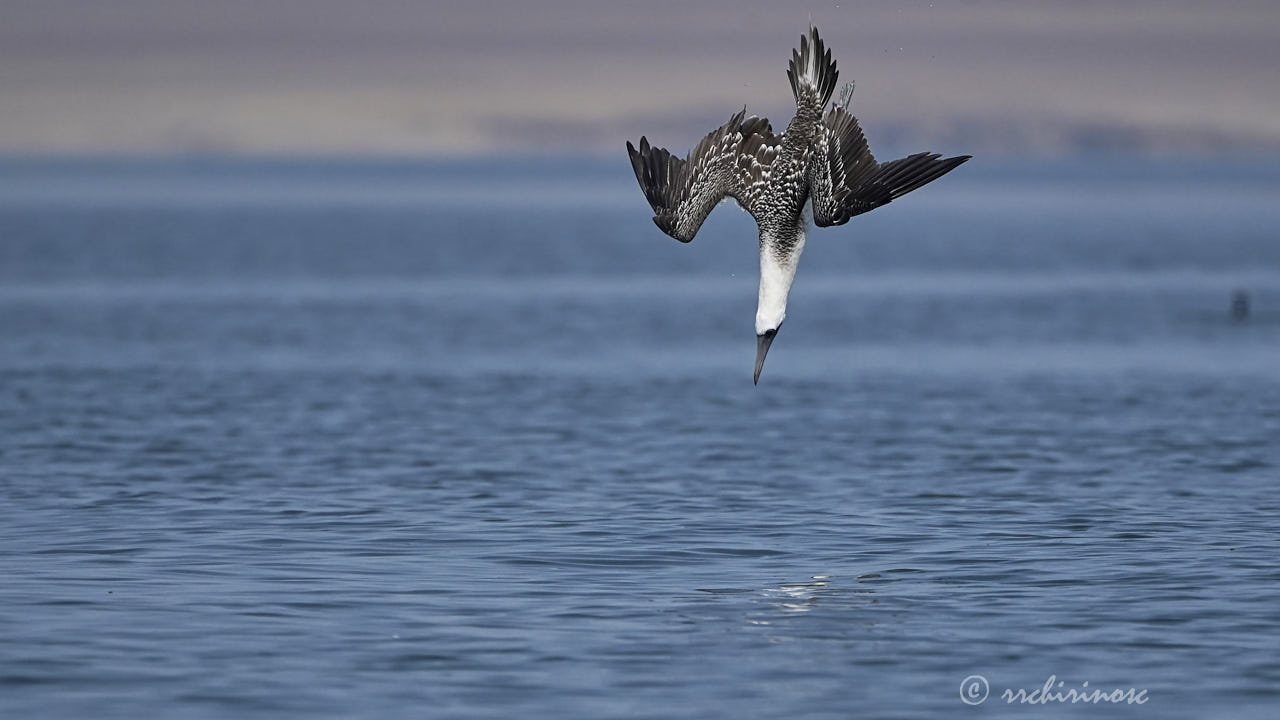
[787,26,839,109]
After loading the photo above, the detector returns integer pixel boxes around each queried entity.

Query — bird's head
[754,249,797,385]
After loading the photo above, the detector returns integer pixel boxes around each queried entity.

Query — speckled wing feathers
[730,115,781,219]
[627,111,780,242]
[808,106,877,227]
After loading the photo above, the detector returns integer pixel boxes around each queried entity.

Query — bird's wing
[730,115,782,220]
[807,106,878,227]
[627,111,780,242]
[808,106,970,227]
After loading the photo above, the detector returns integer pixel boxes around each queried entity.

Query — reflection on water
[764,575,836,614]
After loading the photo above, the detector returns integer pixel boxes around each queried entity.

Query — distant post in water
[1231,289,1250,323]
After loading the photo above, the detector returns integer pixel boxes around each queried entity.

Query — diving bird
[627,26,970,384]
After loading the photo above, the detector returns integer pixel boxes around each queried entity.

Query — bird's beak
[754,328,778,385]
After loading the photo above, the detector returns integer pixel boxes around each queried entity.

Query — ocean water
[1,156,1278,719]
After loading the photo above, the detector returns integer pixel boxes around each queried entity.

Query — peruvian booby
[627,26,970,384]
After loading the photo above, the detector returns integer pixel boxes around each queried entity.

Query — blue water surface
[1,155,1278,719]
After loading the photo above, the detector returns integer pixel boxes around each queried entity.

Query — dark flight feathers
[809,105,970,227]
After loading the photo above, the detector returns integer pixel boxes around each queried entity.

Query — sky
[4,0,1280,157]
